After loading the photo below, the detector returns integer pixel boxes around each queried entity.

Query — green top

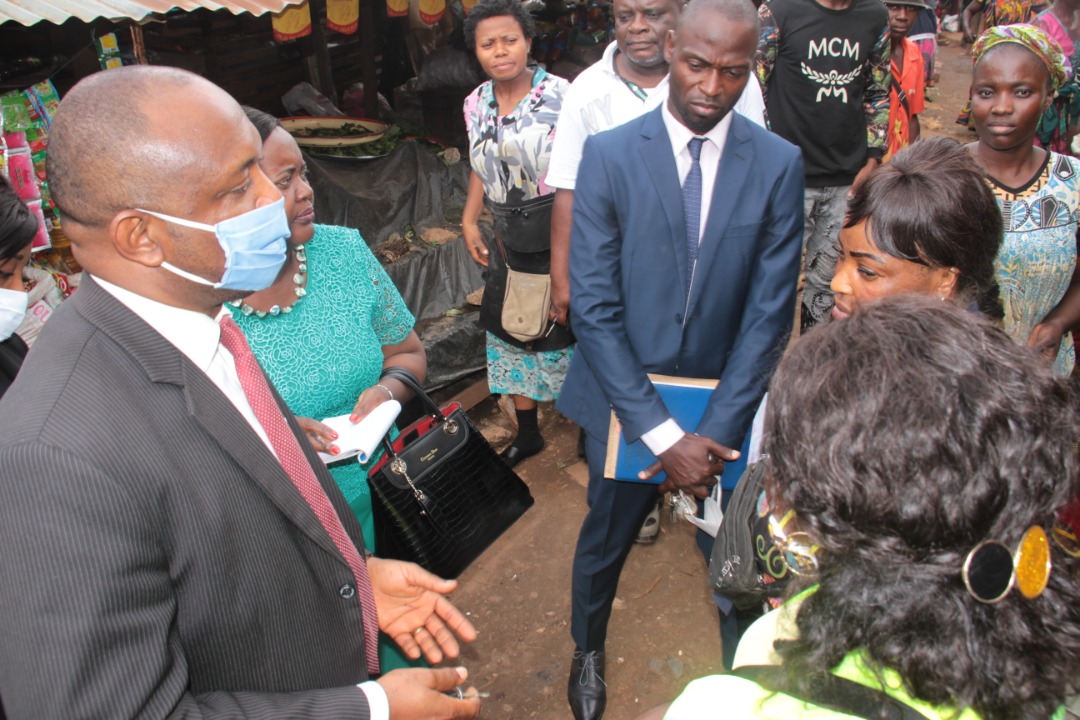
[665,587,1066,720]
[229,224,414,547]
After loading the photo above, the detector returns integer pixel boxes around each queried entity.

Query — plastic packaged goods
[0,92,31,133]
[7,145,39,202]
[25,80,60,130]
[95,33,123,70]
[0,111,6,179]
[25,199,50,251]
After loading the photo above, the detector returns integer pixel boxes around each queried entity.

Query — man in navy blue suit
[555,0,804,716]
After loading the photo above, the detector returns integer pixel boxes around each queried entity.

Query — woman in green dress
[233,107,427,671]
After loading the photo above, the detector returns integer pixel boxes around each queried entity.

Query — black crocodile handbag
[367,367,534,578]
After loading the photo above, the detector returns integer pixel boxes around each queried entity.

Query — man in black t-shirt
[757,0,890,329]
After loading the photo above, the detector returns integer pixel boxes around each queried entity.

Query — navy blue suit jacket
[557,107,804,451]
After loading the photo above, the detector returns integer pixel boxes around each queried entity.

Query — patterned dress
[464,66,574,401]
[1034,9,1080,154]
[229,224,419,670]
[978,0,1035,27]
[989,152,1079,376]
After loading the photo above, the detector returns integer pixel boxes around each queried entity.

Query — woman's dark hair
[0,177,38,262]
[764,295,1080,720]
[845,137,1004,319]
[463,0,536,50]
[242,106,283,143]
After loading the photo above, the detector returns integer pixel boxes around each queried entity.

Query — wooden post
[360,0,379,117]
[308,0,338,103]
[129,21,148,64]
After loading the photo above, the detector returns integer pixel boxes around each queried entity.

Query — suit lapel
[76,276,346,563]
[638,108,690,301]
[184,364,346,562]
[688,114,755,315]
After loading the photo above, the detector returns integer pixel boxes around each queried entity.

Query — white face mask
[0,287,28,342]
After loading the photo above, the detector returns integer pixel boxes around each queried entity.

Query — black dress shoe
[567,650,606,720]
[499,439,544,469]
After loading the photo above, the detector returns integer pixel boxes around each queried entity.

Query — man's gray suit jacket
[0,275,375,719]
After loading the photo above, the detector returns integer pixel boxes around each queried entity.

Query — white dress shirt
[95,277,389,719]
[639,106,734,458]
[546,40,765,191]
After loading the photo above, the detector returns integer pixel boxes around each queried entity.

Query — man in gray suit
[0,67,481,719]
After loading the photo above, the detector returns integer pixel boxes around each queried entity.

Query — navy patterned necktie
[683,137,705,291]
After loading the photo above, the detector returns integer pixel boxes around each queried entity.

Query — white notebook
[316,400,401,465]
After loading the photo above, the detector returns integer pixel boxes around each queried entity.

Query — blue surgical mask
[138,197,290,292]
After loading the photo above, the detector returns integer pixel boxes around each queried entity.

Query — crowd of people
[1,0,1080,716]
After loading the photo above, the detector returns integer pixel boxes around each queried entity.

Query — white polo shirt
[546,40,767,191]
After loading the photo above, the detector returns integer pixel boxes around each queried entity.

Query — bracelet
[375,383,394,402]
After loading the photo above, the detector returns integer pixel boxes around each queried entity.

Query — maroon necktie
[219,315,380,675]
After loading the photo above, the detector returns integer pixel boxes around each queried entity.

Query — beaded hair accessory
[962,526,1051,604]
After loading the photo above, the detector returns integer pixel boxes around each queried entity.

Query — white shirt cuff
[640,419,685,456]
[359,680,389,720]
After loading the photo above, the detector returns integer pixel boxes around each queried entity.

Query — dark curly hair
[0,177,38,261]
[845,137,1004,320]
[463,0,536,50]
[764,295,1080,720]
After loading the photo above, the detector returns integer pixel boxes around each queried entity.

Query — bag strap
[733,665,932,720]
[376,366,446,462]
[489,222,513,270]
[379,366,442,419]
[890,64,910,115]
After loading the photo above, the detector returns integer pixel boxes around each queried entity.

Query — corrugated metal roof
[1,0,305,27]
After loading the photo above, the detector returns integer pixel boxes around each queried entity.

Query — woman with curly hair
[655,295,1080,720]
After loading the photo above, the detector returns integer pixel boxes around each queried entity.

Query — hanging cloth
[418,0,447,24]
[327,0,359,34]
[272,0,312,42]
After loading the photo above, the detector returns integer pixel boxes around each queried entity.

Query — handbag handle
[380,366,441,418]
[377,366,456,464]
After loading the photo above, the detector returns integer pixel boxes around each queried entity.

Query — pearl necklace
[230,245,307,318]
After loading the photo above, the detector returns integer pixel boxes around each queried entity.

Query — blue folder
[604,374,719,484]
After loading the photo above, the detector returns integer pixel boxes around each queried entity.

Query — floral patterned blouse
[463,66,569,205]
[990,151,1078,376]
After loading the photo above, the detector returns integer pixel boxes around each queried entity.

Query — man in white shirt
[555,1,804,717]
[546,0,766,327]
[0,66,480,720]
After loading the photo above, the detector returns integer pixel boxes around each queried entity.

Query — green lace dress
[230,223,419,671]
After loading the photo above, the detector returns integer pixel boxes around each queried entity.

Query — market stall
[304,137,486,388]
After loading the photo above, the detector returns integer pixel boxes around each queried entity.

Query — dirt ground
[448,398,723,720]
[443,35,976,720]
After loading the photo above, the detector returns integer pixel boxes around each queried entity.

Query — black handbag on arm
[367,367,535,578]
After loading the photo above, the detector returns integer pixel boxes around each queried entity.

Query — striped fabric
[0,276,373,719]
